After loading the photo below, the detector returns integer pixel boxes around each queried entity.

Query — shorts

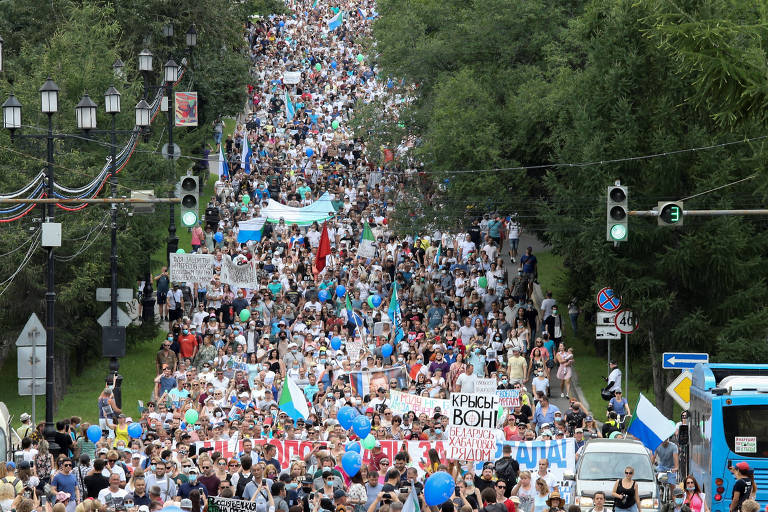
[509,238,519,251]
[214,131,223,144]
[522,272,535,283]
[157,291,168,304]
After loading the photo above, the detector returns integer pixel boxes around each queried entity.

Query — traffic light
[658,201,684,226]
[606,184,628,242]
[179,175,199,227]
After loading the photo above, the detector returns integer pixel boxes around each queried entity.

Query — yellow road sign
[666,370,692,410]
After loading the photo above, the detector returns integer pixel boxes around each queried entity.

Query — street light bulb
[2,94,22,129]
[181,211,198,227]
[610,224,627,241]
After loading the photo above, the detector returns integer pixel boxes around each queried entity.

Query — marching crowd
[3,3,721,512]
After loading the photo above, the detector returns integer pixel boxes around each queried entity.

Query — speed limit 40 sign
[614,309,638,334]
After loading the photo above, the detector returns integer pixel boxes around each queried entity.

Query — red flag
[315,221,331,273]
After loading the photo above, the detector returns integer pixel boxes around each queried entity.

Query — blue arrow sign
[662,352,709,370]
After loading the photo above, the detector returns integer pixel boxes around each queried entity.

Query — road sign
[666,370,692,410]
[596,287,621,312]
[15,313,45,347]
[17,347,45,379]
[96,306,132,328]
[596,325,621,340]
[597,312,616,325]
[614,309,638,334]
[162,143,181,160]
[662,352,709,370]
[96,288,133,302]
[18,379,45,396]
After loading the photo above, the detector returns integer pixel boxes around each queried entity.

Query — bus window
[722,405,768,458]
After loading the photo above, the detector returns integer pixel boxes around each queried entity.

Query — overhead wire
[0,229,41,298]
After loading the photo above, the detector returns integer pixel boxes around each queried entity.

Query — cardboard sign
[209,497,261,512]
[475,378,498,395]
[390,390,449,418]
[169,253,214,284]
[220,255,258,289]
[449,393,500,429]
[497,389,521,408]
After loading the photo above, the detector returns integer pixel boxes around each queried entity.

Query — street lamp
[104,86,121,114]
[2,94,21,130]
[40,77,59,114]
[162,23,174,39]
[135,99,150,127]
[112,58,124,79]
[163,59,178,83]
[186,24,197,48]
[138,49,153,72]
[75,94,98,131]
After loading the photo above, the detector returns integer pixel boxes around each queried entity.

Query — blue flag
[388,283,405,344]
[328,11,343,31]
[217,146,229,178]
[284,91,296,122]
[241,136,252,174]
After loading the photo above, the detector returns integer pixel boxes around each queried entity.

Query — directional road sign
[96,306,132,328]
[18,379,45,397]
[596,287,621,312]
[662,352,709,370]
[96,288,133,302]
[596,325,621,340]
[614,309,638,334]
[17,347,45,379]
[666,370,692,410]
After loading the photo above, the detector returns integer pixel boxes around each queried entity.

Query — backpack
[495,456,519,485]
[0,477,20,496]
[235,472,254,499]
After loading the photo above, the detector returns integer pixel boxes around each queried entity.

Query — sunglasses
[63,463,72,467]
[625,471,634,475]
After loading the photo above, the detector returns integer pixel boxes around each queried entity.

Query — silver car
[565,438,659,512]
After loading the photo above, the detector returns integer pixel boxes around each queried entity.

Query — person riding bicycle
[653,437,680,488]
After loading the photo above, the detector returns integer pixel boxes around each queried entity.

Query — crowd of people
[5,2,750,512]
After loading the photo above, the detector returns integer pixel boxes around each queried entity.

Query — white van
[565,438,659,512]
[0,403,21,462]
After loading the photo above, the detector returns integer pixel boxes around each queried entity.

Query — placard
[209,497,261,512]
[497,389,521,408]
[735,436,757,453]
[175,92,199,127]
[169,253,214,284]
[390,390,449,418]
[475,378,498,395]
[220,255,258,289]
[283,71,302,85]
[447,393,501,461]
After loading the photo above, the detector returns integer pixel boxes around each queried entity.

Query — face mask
[686,487,695,492]
[189,474,198,483]
[167,337,173,342]
[501,379,508,384]
[344,392,351,397]
[674,498,684,506]
[474,349,480,354]
[150,464,157,472]
[286,482,298,491]
[320,359,326,364]
[465,480,473,487]
[368,344,376,352]
[435,429,442,434]
[183,330,189,335]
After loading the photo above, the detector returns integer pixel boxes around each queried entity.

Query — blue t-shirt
[543,339,556,360]
[520,254,537,273]
[52,472,77,496]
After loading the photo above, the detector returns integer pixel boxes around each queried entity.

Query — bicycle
[656,470,677,508]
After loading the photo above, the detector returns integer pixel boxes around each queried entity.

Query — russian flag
[217,146,229,178]
[328,11,343,31]
[627,394,676,451]
[241,136,252,174]
[237,217,267,243]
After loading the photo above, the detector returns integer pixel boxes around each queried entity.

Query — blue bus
[688,363,768,512]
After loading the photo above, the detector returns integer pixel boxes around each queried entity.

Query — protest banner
[175,92,198,127]
[446,393,501,461]
[220,255,258,288]
[389,391,449,418]
[475,378,498,395]
[345,338,365,360]
[283,71,302,85]
[194,438,323,464]
[497,389,521,408]
[209,497,261,512]
[169,253,214,284]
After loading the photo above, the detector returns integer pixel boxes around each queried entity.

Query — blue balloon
[331,61,338,69]
[127,423,143,439]
[278,20,285,27]
[214,232,224,243]
[161,507,183,512]
[331,336,342,350]
[341,451,362,477]
[381,344,393,358]
[424,471,455,506]
[306,147,314,157]
[345,441,361,453]
[338,406,358,430]
[371,294,382,308]
[318,289,329,303]
[352,415,371,438]
[87,425,102,443]
[347,71,354,76]
[336,285,346,298]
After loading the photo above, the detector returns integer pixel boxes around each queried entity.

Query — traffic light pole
[166,80,178,263]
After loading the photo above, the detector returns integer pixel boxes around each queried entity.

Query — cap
[188,467,199,474]
[180,498,193,510]
[5,462,15,470]
[333,489,347,499]
[138,507,150,512]
[585,415,593,422]
[18,461,31,470]
[735,462,751,471]
[672,488,685,497]
[20,413,31,422]
[575,428,584,433]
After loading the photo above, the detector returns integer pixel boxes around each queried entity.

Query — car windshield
[578,452,654,481]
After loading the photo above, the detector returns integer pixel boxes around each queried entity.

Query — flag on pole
[278,374,310,421]
[627,394,677,451]
[328,11,343,30]
[388,282,405,344]
[357,222,376,258]
[236,217,267,243]
[241,136,252,174]
[312,0,318,8]
[284,90,296,122]
[434,243,441,266]
[315,222,331,273]
[217,146,229,178]
[401,484,420,512]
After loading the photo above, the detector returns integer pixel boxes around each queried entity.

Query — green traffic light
[610,224,627,241]
[181,211,198,227]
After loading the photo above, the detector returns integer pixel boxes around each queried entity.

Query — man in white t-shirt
[455,365,477,393]
[98,473,129,508]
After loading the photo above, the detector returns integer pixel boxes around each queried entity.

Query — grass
[535,251,654,418]
[3,331,164,426]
